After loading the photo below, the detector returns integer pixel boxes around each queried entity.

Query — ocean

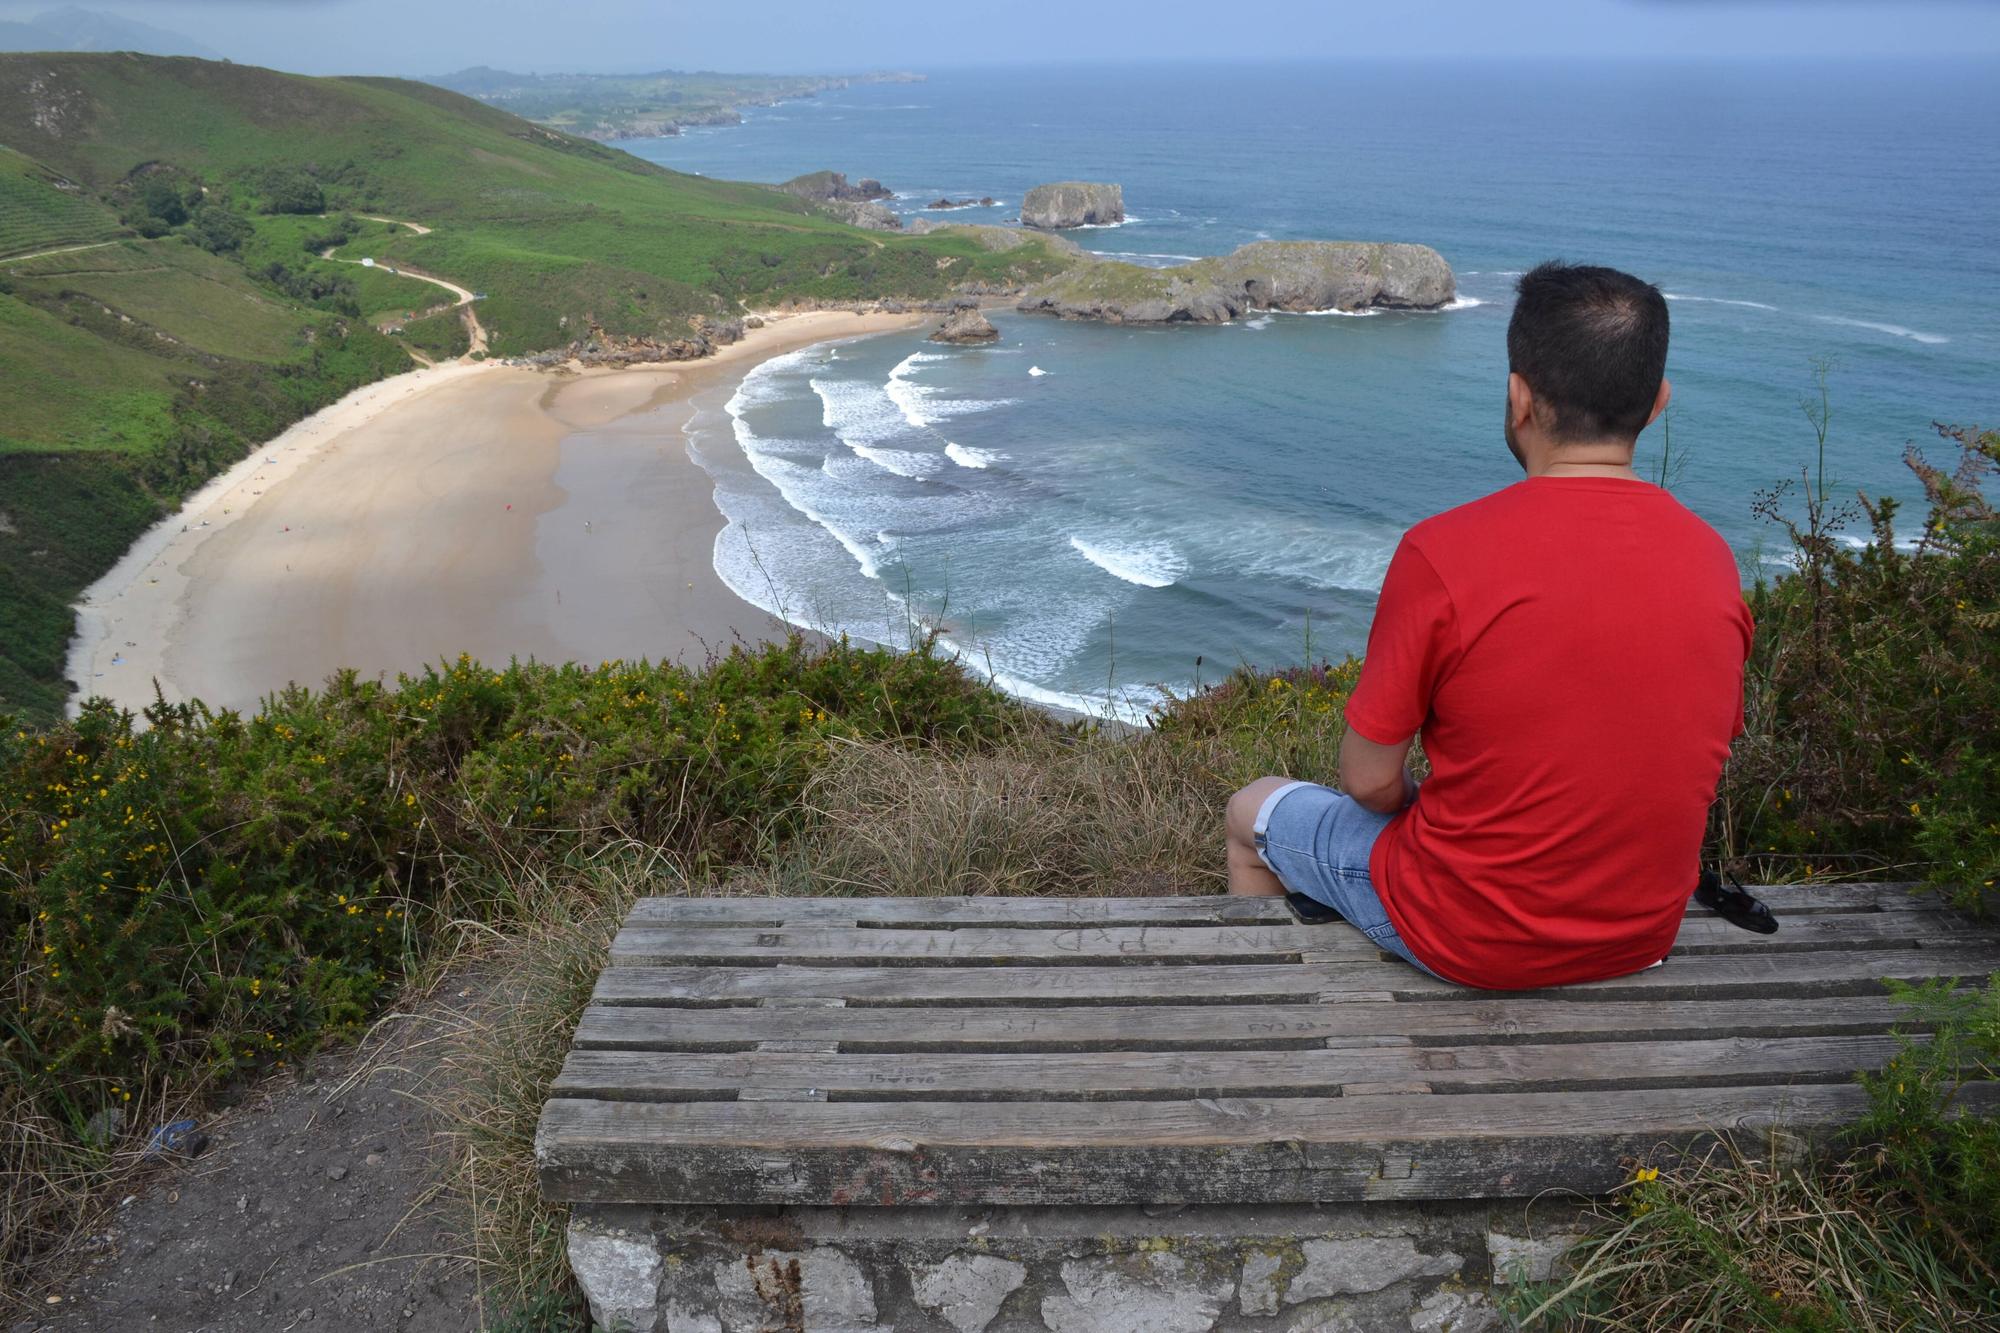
[630,62,2000,719]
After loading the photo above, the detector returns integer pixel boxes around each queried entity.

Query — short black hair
[1507,261,1670,443]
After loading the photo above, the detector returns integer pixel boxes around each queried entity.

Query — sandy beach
[67,310,926,717]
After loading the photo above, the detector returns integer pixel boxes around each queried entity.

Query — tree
[259,169,325,216]
[137,176,188,227]
[188,203,251,254]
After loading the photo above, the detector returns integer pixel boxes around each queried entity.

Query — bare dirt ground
[12,981,491,1333]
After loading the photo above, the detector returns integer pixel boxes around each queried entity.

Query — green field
[0,53,1073,720]
[0,144,124,258]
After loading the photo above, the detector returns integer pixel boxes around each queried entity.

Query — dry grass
[420,845,682,1327]
[1509,1139,2000,1332]
[746,732,1231,900]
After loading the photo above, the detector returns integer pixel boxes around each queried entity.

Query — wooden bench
[538,885,2000,1332]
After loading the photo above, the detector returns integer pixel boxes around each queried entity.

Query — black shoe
[1693,866,1779,934]
[1284,891,1347,926]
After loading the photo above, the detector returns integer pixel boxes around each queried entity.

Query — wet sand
[68,311,926,716]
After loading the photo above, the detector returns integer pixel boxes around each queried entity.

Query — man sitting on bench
[1225,261,1753,989]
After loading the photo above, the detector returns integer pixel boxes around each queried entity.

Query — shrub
[1854,977,2000,1273]
[1,637,1019,1287]
[1721,421,1998,911]
[186,202,251,254]
[136,176,188,228]
[4,638,1014,1090]
[257,168,325,216]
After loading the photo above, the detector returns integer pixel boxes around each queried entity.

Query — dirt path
[357,215,433,236]
[0,239,122,265]
[12,984,490,1333]
[320,216,487,356]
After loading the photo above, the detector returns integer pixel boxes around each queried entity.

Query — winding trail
[319,215,486,356]
[0,239,121,265]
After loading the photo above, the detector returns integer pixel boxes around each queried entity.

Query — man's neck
[1527,441,1641,480]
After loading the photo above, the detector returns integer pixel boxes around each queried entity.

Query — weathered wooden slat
[626,895,1297,927]
[552,1033,1908,1102]
[1709,882,1928,913]
[590,946,2000,1009]
[1670,912,1983,952]
[608,923,1323,966]
[570,994,1925,1053]
[536,1082,1999,1205]
[620,882,1931,930]
[593,961,1342,1007]
[605,913,1983,969]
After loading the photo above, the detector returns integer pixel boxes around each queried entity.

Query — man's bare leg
[1225,776,1295,896]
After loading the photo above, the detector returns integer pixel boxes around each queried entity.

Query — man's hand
[1338,725,1417,815]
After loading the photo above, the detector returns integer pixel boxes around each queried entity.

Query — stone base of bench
[567,1199,1588,1333]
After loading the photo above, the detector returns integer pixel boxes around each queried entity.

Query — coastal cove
[66,312,922,718]
[37,59,2000,725]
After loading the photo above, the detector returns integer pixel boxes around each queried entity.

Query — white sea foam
[728,354,903,578]
[1813,315,1948,345]
[1028,366,1047,377]
[1069,536,1187,589]
[1243,315,1274,330]
[1438,295,1485,311]
[730,439,886,578]
[1663,293,1780,311]
[812,375,906,444]
[1096,250,1202,264]
[850,444,941,480]
[883,353,1017,430]
[884,352,942,429]
[937,636,1175,726]
[1292,307,1381,319]
[1234,520,1398,593]
[1835,533,1925,552]
[945,442,1005,469]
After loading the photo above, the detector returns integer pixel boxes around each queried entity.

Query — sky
[5,0,2000,75]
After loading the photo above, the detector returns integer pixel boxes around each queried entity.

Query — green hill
[0,53,1071,720]
[0,142,122,257]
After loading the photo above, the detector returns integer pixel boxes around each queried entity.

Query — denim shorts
[1251,780,1443,978]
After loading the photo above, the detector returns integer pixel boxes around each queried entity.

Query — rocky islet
[1020,181,1126,229]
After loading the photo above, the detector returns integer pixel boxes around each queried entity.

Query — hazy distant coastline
[426,67,928,142]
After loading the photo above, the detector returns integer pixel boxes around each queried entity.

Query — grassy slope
[0,54,1073,719]
[0,143,123,258]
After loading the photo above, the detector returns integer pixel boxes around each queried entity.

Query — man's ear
[1643,377,1672,431]
[1507,372,1535,431]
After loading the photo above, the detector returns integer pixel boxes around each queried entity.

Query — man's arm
[1338,725,1417,815]
[1341,536,1454,815]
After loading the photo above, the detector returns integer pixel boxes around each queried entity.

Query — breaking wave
[1069,536,1187,589]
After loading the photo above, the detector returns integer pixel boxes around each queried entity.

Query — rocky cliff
[778,170,901,231]
[1017,240,1455,324]
[780,171,893,203]
[1020,181,1124,229]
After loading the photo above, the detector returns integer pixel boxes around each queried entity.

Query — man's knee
[1226,777,1293,843]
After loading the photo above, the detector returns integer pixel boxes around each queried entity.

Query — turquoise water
[636,62,2000,717]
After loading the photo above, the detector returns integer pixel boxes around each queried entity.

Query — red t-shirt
[1344,476,1752,990]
